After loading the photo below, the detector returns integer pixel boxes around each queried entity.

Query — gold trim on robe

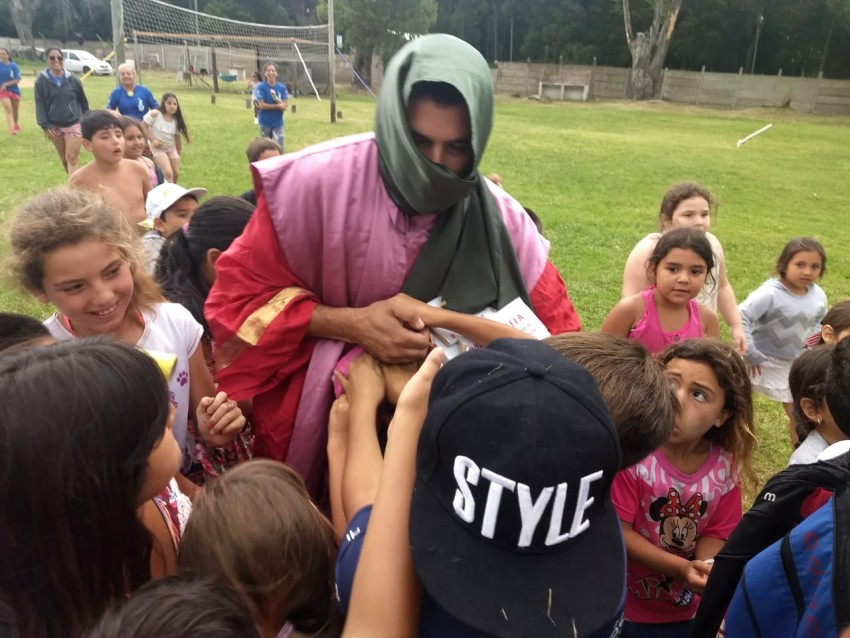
[216,286,310,369]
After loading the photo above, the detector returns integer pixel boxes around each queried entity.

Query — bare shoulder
[121,158,149,178]
[601,292,645,335]
[699,304,720,336]
[68,163,97,189]
[619,292,646,316]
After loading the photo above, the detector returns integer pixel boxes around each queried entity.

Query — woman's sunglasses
[48,55,64,61]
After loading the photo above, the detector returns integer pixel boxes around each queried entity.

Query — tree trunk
[622,0,682,100]
[355,49,373,88]
[9,0,43,54]
[818,19,835,76]
[629,33,654,99]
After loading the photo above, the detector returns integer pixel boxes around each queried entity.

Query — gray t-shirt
[141,229,165,275]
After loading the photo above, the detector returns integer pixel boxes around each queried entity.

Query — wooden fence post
[732,66,743,108]
[660,67,667,101]
[590,56,596,99]
[811,71,823,114]
[695,65,705,104]
[525,58,531,97]
[772,68,783,106]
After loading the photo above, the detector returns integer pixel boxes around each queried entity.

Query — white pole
[736,123,772,148]
[293,42,321,101]
[328,0,336,123]
[110,0,125,68]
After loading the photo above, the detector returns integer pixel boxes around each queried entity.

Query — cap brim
[183,187,208,199]
[410,478,625,638]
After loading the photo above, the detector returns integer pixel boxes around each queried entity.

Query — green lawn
[2,67,850,502]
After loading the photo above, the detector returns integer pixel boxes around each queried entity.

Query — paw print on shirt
[176,370,188,386]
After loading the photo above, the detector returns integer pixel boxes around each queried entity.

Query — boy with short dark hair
[240,137,282,206]
[141,183,207,274]
[69,109,150,226]
[545,332,677,468]
[246,136,282,164]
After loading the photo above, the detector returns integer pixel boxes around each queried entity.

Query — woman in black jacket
[34,47,89,174]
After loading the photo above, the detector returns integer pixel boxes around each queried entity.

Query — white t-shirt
[44,302,203,471]
[788,430,829,466]
[143,111,178,149]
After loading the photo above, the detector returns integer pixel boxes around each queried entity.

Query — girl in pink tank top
[602,228,720,354]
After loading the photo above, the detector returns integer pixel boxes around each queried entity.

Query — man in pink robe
[206,35,580,497]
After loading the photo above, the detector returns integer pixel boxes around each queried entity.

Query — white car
[60,50,113,76]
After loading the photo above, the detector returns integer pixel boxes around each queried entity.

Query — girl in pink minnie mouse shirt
[611,339,756,638]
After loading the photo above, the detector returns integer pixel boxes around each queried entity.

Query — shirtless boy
[70,110,150,226]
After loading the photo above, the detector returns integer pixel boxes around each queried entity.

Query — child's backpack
[723,486,850,637]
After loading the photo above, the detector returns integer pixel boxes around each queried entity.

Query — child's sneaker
[13,124,20,133]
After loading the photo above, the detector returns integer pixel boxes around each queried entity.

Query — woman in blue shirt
[0,47,22,135]
[107,62,158,120]
[255,62,288,150]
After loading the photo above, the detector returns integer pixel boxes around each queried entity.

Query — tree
[319,0,437,87]
[9,0,44,52]
[622,0,682,99]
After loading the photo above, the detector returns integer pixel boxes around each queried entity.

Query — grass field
[2,64,850,502]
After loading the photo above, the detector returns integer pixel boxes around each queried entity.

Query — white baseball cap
[145,184,208,221]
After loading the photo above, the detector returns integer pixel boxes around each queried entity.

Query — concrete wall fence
[492,61,850,116]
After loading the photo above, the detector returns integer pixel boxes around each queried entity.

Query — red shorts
[0,90,20,101]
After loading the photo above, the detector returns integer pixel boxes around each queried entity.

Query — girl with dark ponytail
[156,195,255,479]
[156,195,254,341]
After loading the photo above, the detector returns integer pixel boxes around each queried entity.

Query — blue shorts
[335,504,372,614]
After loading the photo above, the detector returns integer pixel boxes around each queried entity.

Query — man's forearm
[308,304,360,343]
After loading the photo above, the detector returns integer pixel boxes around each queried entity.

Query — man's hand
[353,295,430,364]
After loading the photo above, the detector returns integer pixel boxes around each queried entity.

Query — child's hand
[730,326,747,357]
[679,559,712,595]
[153,139,163,148]
[328,394,350,433]
[335,352,385,407]
[389,347,444,439]
[196,391,246,447]
[382,362,419,405]
[748,363,763,378]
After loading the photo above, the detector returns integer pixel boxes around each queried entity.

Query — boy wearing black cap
[342,340,626,637]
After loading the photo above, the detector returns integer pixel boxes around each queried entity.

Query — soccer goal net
[121,0,330,96]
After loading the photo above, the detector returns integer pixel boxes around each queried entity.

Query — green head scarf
[375,34,532,314]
